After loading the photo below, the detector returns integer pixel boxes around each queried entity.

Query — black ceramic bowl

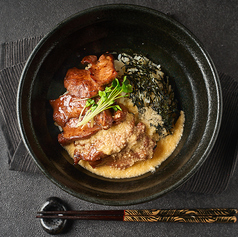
[17,4,222,205]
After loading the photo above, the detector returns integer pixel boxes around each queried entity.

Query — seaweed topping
[119,53,179,136]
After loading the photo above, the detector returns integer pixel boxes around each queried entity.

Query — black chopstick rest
[39,197,71,235]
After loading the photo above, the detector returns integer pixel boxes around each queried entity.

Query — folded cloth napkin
[0,37,237,194]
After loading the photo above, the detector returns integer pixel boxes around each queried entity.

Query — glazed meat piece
[104,123,157,169]
[94,103,128,129]
[58,107,127,146]
[80,142,157,170]
[81,54,118,86]
[73,113,135,165]
[49,94,87,127]
[73,113,156,169]
[58,118,102,146]
[64,54,118,99]
[64,68,101,98]
[50,53,122,145]
[112,103,128,124]
[94,110,113,130]
[74,145,108,165]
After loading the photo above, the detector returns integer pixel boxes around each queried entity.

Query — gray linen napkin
[0,36,43,173]
[0,37,237,194]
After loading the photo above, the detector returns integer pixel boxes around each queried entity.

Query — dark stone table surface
[1,1,237,236]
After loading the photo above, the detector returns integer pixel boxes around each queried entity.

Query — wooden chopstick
[36,215,237,223]
[36,208,237,223]
[37,208,238,216]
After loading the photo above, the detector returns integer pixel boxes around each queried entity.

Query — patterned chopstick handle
[123,215,237,223]
[124,208,238,217]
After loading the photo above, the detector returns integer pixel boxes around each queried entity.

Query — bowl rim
[17,4,222,205]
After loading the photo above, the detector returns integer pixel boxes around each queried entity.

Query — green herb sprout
[77,76,132,127]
